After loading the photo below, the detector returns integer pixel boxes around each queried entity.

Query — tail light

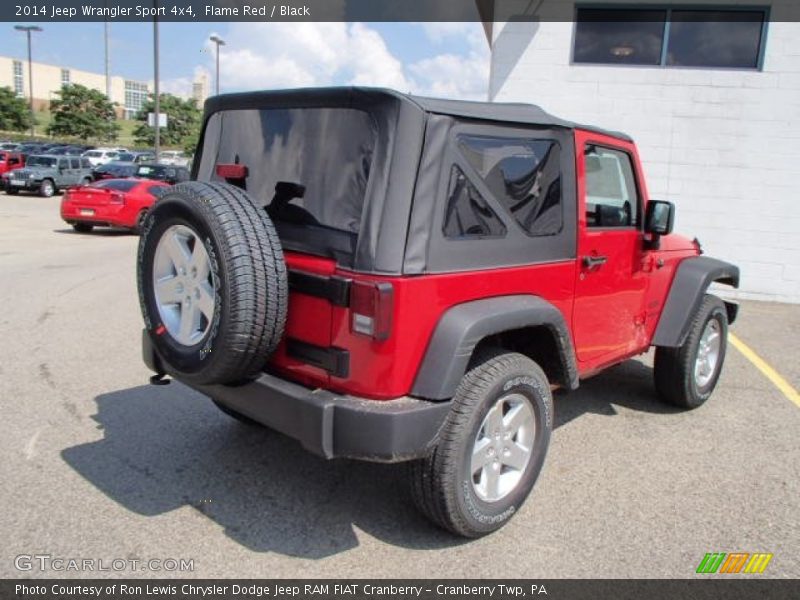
[350,280,393,341]
[109,192,125,205]
[216,164,248,179]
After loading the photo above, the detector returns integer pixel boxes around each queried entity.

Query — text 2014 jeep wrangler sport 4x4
[138,88,739,537]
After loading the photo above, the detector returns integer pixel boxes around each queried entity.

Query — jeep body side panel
[411,295,579,400]
[324,261,576,400]
[652,256,740,347]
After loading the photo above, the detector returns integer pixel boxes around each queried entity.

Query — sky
[0,22,491,100]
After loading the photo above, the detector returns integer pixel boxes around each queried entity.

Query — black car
[17,143,46,155]
[135,163,190,185]
[92,161,138,181]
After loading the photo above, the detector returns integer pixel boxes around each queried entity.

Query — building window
[573,6,767,69]
[13,60,24,97]
[61,68,70,87]
[124,80,149,120]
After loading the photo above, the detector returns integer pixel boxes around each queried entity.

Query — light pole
[153,0,160,162]
[14,25,42,138]
[209,34,225,96]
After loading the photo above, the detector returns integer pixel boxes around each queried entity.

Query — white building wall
[0,55,147,119]
[490,16,800,303]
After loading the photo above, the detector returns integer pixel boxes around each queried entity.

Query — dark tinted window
[585,145,639,228]
[58,158,69,169]
[95,180,138,192]
[443,165,507,239]
[80,158,91,169]
[667,11,765,68]
[198,108,376,236]
[458,135,563,237]
[574,9,666,65]
[70,158,80,169]
[575,7,766,69]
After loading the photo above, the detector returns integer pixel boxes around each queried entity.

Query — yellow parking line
[729,333,800,409]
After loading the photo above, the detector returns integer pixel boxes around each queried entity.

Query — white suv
[82,148,120,167]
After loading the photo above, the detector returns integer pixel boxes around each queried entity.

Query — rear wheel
[408,350,552,537]
[72,223,94,233]
[654,294,728,409]
[39,179,55,197]
[137,181,288,386]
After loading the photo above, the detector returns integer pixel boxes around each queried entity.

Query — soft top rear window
[196,107,377,260]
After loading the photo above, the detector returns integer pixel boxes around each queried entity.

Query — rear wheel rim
[695,318,722,388]
[470,393,536,503]
[153,224,216,346]
[42,181,53,196]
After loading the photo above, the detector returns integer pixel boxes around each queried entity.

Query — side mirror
[645,200,675,236]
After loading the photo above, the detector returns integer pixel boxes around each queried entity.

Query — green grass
[1,110,170,149]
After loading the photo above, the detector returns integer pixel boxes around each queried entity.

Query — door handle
[582,255,608,269]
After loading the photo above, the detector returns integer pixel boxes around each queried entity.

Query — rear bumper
[61,201,136,228]
[142,331,450,462]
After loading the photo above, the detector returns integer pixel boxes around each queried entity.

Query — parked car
[0,151,25,176]
[4,154,93,196]
[137,88,740,538]
[117,151,156,164]
[61,178,170,233]
[0,142,21,151]
[135,163,190,185]
[16,143,45,155]
[158,150,191,167]
[82,148,120,167]
[92,161,138,181]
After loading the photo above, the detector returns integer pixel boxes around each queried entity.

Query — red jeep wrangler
[138,88,739,537]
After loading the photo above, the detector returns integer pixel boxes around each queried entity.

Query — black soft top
[197,87,624,274]
[203,86,632,142]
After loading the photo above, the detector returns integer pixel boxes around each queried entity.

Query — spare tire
[137,181,287,385]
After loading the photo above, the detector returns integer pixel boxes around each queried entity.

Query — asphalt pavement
[0,193,797,579]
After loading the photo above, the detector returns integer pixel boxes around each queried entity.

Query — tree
[47,84,120,141]
[133,94,201,149]
[0,86,33,133]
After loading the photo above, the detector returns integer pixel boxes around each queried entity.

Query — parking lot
[0,192,797,579]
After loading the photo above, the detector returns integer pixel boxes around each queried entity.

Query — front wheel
[654,294,728,409]
[408,350,553,537]
[39,179,55,197]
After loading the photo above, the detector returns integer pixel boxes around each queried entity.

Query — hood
[659,233,700,254]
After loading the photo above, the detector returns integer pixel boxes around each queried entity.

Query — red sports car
[60,178,170,234]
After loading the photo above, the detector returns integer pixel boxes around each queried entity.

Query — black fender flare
[411,295,579,400]
[652,256,740,348]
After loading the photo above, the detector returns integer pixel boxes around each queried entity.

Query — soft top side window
[457,134,563,237]
[443,165,506,239]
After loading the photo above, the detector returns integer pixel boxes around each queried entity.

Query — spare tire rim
[695,318,722,388]
[471,393,536,503]
[153,224,216,346]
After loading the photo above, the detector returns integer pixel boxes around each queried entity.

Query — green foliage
[47,84,120,141]
[133,94,201,150]
[0,86,33,133]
